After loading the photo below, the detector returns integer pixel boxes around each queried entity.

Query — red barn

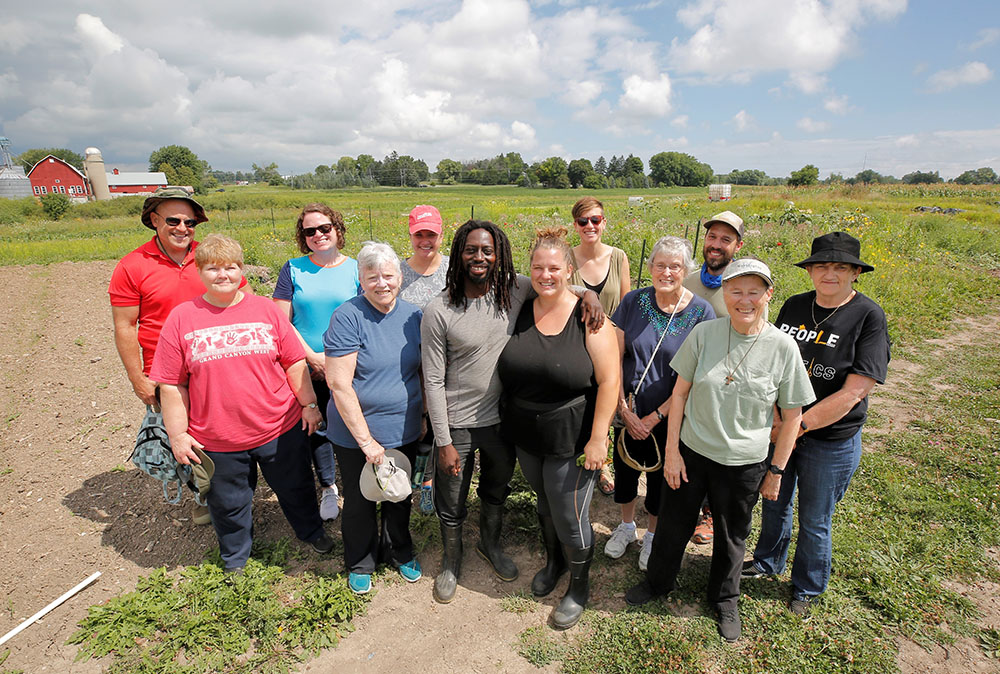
[27,155,91,202]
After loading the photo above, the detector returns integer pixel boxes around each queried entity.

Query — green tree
[953,167,998,184]
[901,170,943,185]
[15,148,85,171]
[726,168,768,185]
[788,164,820,187]
[355,154,376,182]
[535,157,570,188]
[851,169,883,184]
[158,162,180,185]
[582,173,604,189]
[648,151,713,187]
[607,155,625,178]
[40,193,71,220]
[436,159,463,184]
[252,162,283,185]
[149,145,210,192]
[336,156,357,174]
[315,164,331,175]
[567,158,594,187]
[624,154,644,177]
[594,156,608,177]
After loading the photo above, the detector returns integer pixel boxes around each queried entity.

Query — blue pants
[516,448,598,550]
[207,424,325,570]
[308,378,337,488]
[752,429,863,600]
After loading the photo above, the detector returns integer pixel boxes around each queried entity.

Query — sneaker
[717,606,741,643]
[320,486,340,521]
[348,572,372,595]
[624,579,664,606]
[604,522,638,559]
[790,597,813,617]
[310,531,335,554]
[398,558,422,583]
[741,560,768,579]
[691,511,713,545]
[638,531,654,571]
[192,503,211,526]
[419,485,434,514]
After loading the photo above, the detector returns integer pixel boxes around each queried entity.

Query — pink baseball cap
[408,205,442,234]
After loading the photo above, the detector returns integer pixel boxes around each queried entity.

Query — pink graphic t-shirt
[150,294,307,451]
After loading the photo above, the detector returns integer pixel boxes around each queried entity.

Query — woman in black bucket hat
[743,231,890,617]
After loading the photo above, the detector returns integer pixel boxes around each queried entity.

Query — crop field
[1,183,999,673]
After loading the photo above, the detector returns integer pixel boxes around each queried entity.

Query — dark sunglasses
[575,215,603,227]
[302,222,334,237]
[162,216,198,228]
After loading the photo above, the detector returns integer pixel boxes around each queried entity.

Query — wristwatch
[767,464,785,476]
[800,419,809,432]
[655,409,665,421]
[304,402,318,409]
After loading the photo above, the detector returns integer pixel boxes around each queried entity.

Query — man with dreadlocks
[421,220,603,603]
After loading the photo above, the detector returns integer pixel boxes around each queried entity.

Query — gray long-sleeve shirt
[420,278,532,447]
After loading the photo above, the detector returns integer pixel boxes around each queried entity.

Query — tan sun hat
[189,446,215,506]
[359,449,412,503]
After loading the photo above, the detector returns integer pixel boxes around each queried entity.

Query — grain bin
[0,137,33,200]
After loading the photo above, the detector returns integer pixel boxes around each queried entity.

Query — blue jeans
[752,429,863,600]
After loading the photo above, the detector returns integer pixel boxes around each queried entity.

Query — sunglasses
[302,222,334,237]
[161,216,198,228]
[575,215,603,227]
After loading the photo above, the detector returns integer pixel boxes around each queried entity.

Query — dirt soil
[0,261,997,673]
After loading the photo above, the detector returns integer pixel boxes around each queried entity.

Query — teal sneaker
[348,572,371,595]
[419,485,434,514]
[398,559,422,583]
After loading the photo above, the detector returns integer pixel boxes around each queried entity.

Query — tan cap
[703,210,745,239]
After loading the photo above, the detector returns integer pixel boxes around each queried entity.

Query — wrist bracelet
[358,438,373,449]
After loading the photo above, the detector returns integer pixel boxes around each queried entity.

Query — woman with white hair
[324,242,424,595]
[604,236,715,571]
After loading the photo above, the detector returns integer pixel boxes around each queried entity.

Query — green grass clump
[561,612,711,673]
[68,557,367,674]
[517,625,568,667]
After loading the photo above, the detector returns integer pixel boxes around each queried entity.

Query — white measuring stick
[0,571,101,647]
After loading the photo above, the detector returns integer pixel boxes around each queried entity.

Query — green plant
[40,193,71,220]
[516,626,566,667]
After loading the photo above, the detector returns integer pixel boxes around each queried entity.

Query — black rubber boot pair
[531,513,566,596]
[476,502,519,581]
[433,523,463,603]
[551,544,593,630]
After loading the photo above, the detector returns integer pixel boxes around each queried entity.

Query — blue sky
[1,0,997,179]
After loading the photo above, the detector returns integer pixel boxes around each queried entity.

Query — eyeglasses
[652,262,684,274]
[160,215,198,228]
[575,215,603,227]
[302,223,334,237]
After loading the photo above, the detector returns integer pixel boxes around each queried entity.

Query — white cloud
[617,73,672,117]
[968,27,1000,50]
[824,94,850,115]
[671,115,689,128]
[0,18,32,54]
[797,117,829,133]
[670,0,907,78]
[75,14,124,57]
[730,109,754,132]
[926,61,993,93]
[788,71,828,95]
[562,80,603,105]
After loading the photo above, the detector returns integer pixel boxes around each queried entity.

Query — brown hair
[294,203,346,254]
[530,226,574,270]
[195,233,243,269]
[571,196,604,220]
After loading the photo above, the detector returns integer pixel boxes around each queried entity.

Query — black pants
[334,441,418,574]
[644,441,767,610]
[612,420,667,515]
[207,424,324,571]
[432,424,517,528]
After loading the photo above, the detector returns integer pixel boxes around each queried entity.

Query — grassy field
[4,183,1000,672]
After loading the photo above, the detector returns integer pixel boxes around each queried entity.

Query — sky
[1,0,998,180]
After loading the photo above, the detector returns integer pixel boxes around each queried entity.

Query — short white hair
[648,235,696,275]
[357,241,402,277]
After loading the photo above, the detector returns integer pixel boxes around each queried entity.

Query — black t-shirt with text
[775,290,890,441]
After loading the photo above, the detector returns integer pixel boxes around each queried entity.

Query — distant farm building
[0,136,33,200]
[106,167,168,196]
[27,155,92,203]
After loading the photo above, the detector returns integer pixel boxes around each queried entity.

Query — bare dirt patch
[0,261,996,673]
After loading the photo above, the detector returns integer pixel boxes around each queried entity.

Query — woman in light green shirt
[624,258,814,644]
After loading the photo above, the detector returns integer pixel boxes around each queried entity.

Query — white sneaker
[604,522,638,559]
[320,486,340,521]
[638,531,654,571]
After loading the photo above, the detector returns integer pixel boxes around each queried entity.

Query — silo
[0,137,33,200]
[83,147,111,201]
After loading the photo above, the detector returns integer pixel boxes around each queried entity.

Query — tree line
[12,145,1000,194]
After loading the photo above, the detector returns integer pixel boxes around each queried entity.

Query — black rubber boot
[551,544,593,630]
[476,502,519,581]
[433,523,463,604]
[531,513,567,597]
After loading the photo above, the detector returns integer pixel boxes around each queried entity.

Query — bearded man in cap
[109,188,248,525]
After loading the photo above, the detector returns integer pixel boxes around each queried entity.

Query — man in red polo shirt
[109,188,245,525]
